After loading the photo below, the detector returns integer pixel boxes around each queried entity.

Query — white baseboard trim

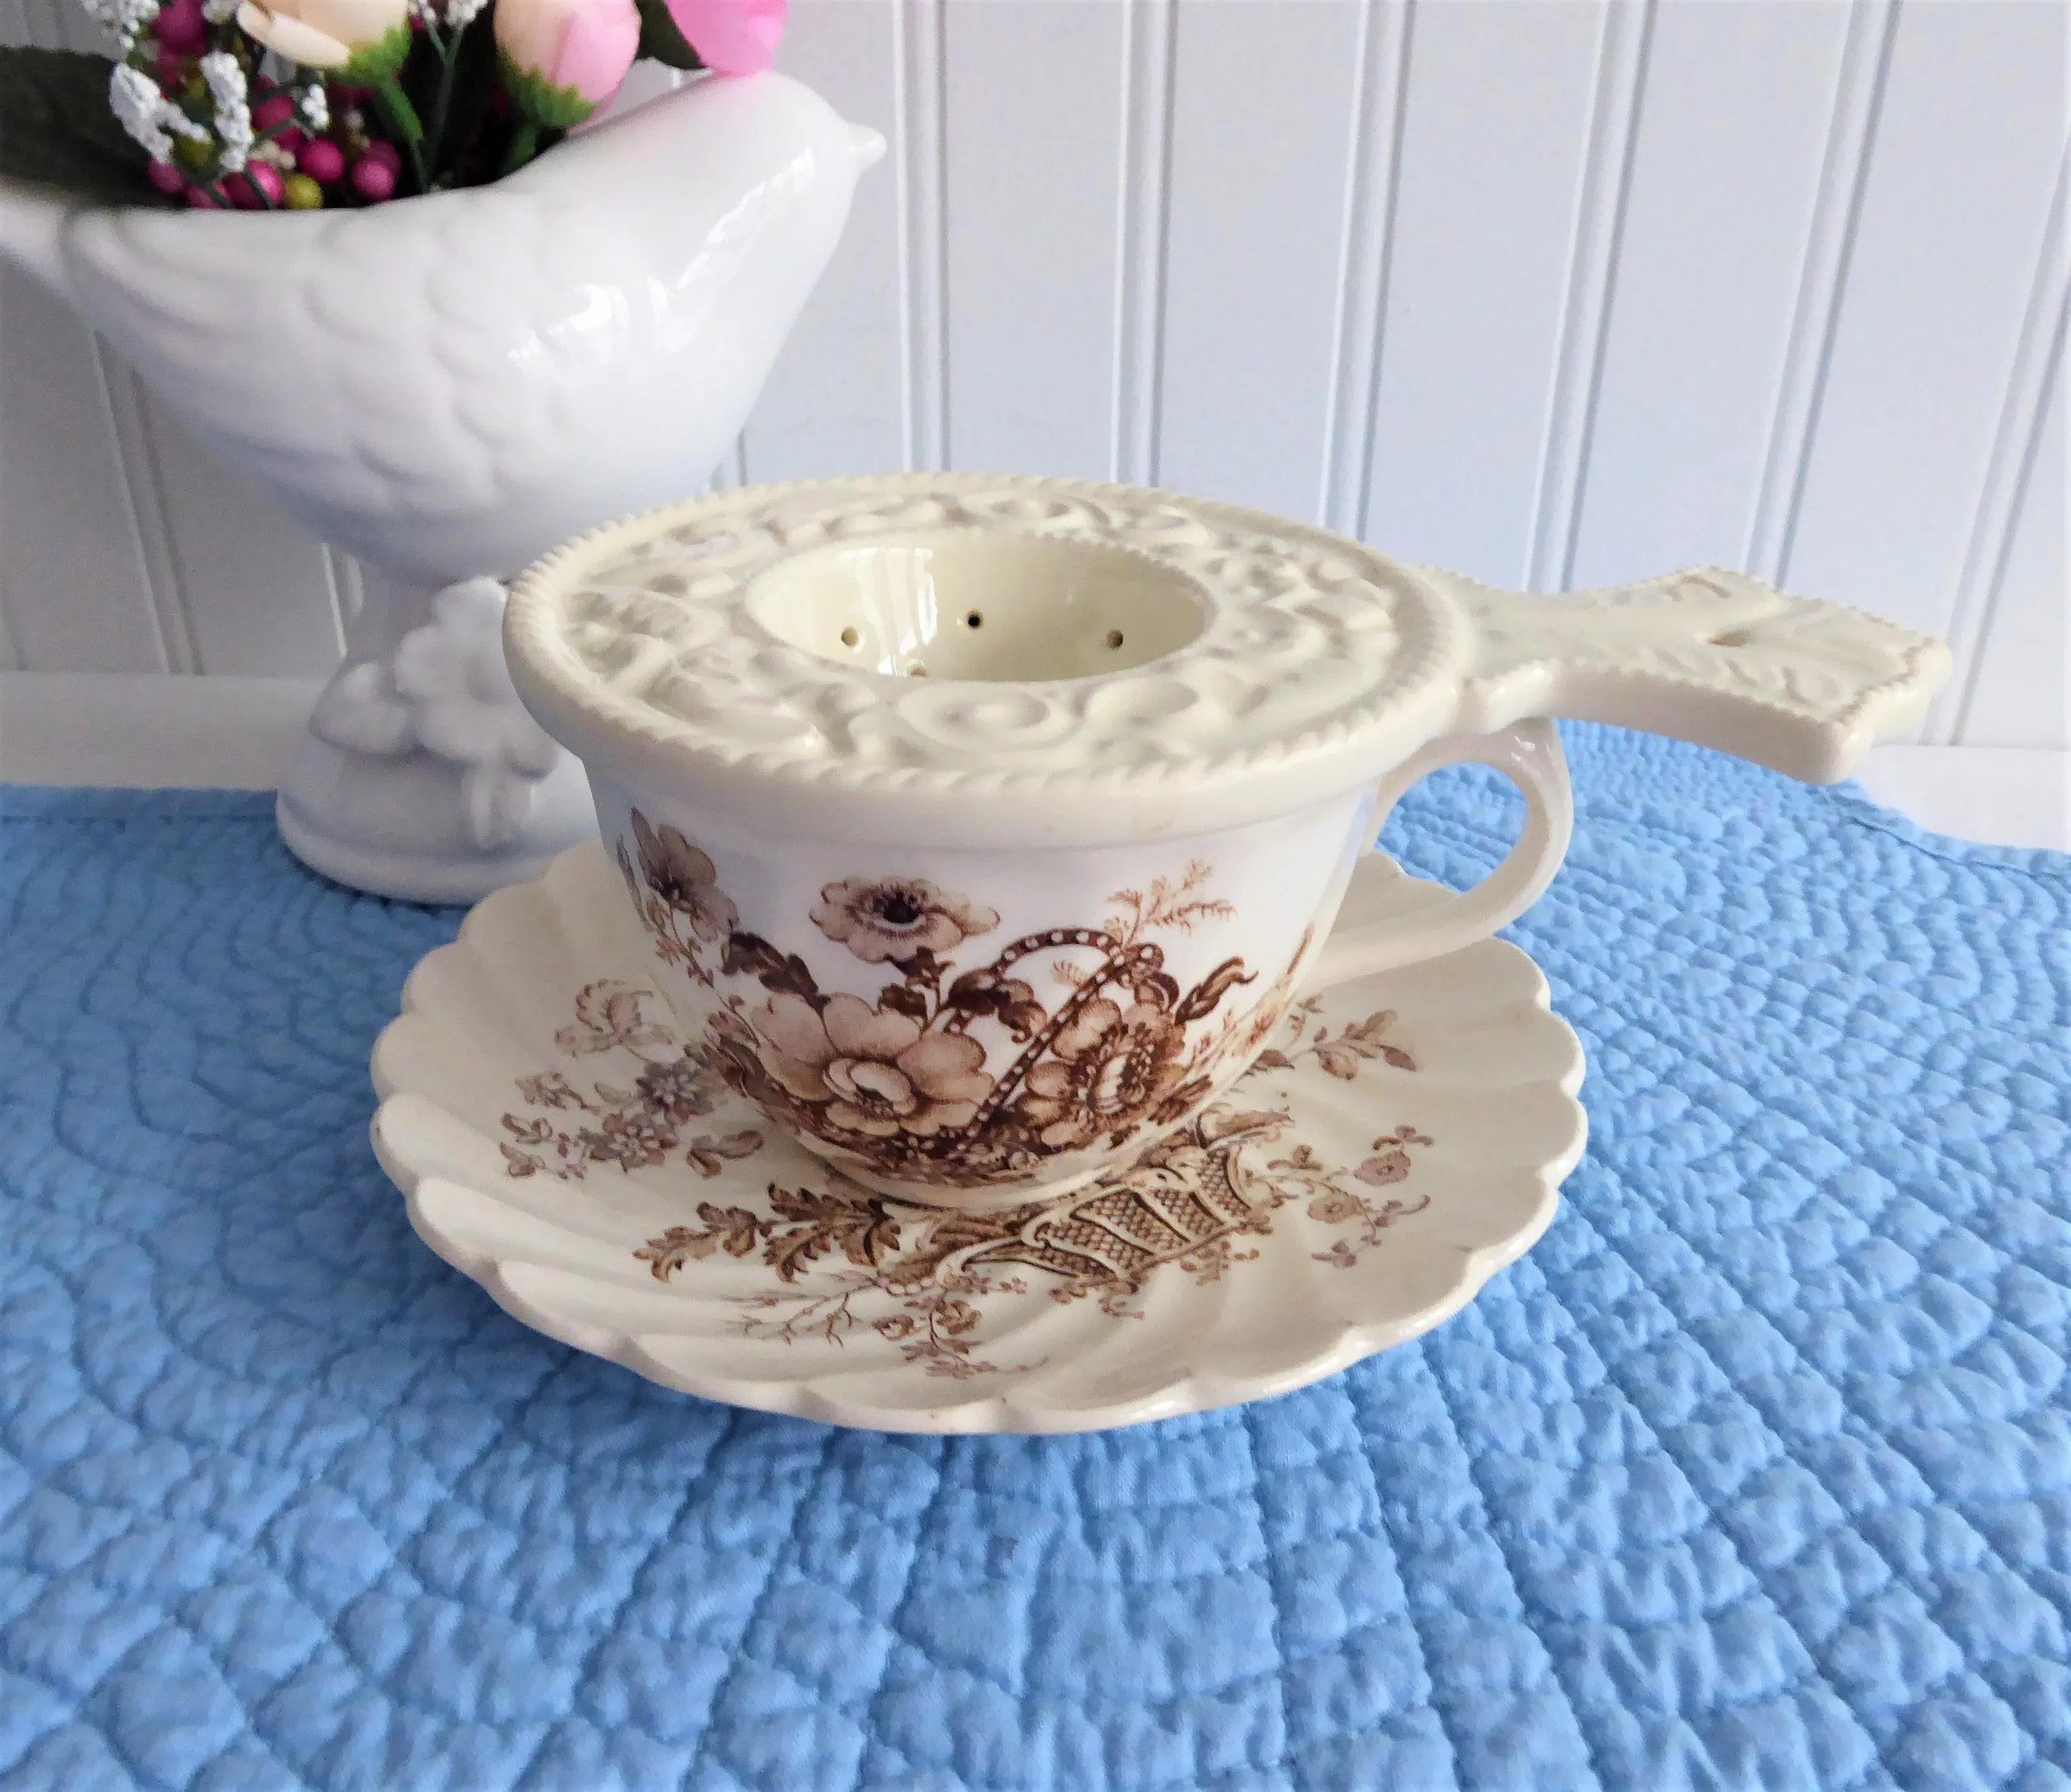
[0,672,322,792]
[1852,743,2069,853]
[1,673,2066,853]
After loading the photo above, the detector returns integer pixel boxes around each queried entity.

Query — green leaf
[633,0,705,73]
[368,73,423,145]
[338,19,414,84]
[0,47,157,207]
[497,49,599,131]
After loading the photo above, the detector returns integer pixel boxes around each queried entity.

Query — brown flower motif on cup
[632,812,739,944]
[620,811,1311,1188]
[812,877,1000,965]
[747,991,994,1137]
[1017,995,1195,1150]
[616,817,744,989]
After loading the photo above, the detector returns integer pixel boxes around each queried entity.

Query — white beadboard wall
[1,0,2065,748]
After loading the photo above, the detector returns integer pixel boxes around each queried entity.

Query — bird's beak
[848,124,888,171]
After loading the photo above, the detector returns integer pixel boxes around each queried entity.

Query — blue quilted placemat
[3,724,2066,1792]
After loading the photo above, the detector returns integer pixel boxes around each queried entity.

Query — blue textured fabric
[2,725,2066,1792]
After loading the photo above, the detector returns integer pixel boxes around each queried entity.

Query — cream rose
[235,0,407,70]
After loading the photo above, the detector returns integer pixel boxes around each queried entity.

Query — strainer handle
[1435,566,1950,782]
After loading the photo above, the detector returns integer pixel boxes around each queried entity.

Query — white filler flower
[107,63,206,161]
[199,51,253,173]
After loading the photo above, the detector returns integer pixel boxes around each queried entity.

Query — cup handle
[1305,718,1573,990]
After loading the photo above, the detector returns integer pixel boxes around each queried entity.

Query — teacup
[504,474,1948,1207]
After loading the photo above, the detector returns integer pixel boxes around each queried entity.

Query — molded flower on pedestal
[235,0,408,72]
[393,578,561,845]
[308,577,562,850]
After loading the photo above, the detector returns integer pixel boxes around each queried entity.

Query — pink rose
[662,0,786,75]
[496,0,640,110]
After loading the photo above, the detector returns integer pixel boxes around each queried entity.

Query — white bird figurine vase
[0,73,884,899]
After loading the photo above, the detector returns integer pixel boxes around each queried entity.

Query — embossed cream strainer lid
[504,474,1949,848]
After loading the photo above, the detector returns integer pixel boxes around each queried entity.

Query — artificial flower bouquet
[0,0,783,209]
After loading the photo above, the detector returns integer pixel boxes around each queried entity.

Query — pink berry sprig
[350,138,402,201]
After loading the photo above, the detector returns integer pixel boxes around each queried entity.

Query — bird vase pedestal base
[277,570,596,904]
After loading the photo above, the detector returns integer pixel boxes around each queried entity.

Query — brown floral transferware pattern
[500,983,1435,1379]
[497,981,762,1182]
[615,809,1312,1189]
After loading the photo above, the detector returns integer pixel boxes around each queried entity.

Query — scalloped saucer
[370,843,1587,1434]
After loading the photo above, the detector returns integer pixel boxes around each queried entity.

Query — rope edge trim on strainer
[504,473,1466,802]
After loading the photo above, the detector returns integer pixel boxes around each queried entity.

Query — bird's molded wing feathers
[65,188,558,522]
[57,74,874,570]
